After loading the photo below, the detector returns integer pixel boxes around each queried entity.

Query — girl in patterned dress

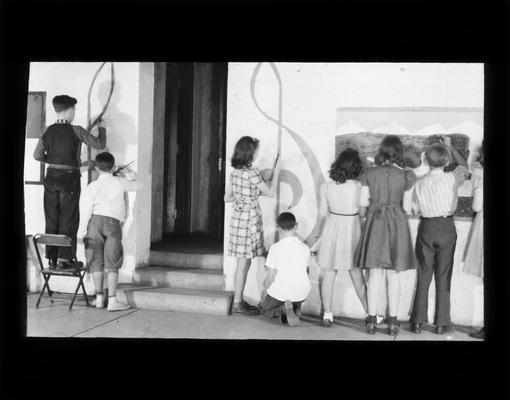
[463,142,484,339]
[318,148,365,327]
[224,136,282,315]
[353,135,417,335]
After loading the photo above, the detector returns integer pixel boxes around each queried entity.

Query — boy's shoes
[91,294,105,309]
[56,260,74,270]
[231,301,260,316]
[283,301,299,327]
[411,323,422,334]
[469,327,484,340]
[365,315,377,335]
[293,303,302,318]
[387,316,400,336]
[321,318,333,328]
[365,315,385,325]
[107,298,131,312]
[435,325,455,335]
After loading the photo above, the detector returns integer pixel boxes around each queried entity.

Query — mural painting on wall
[238,63,482,253]
[336,132,474,217]
[86,62,116,183]
[224,62,483,324]
[250,62,326,247]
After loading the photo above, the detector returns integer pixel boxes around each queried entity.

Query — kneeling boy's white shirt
[266,236,311,302]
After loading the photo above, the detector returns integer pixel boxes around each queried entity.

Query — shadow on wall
[90,79,139,276]
[89,80,137,172]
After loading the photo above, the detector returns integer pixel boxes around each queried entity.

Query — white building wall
[225,62,484,326]
[25,62,154,294]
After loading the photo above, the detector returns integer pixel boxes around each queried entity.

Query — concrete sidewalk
[26,293,480,341]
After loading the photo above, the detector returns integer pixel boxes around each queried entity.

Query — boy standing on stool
[78,152,142,311]
[259,212,311,326]
[410,136,468,334]
[33,95,107,270]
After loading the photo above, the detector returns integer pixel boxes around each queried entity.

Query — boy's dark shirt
[33,122,106,168]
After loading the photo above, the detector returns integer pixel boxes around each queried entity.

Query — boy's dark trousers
[43,168,81,261]
[259,294,303,320]
[411,216,457,326]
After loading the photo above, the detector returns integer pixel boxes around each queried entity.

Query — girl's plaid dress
[227,167,265,258]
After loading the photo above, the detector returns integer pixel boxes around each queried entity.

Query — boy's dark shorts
[85,215,123,273]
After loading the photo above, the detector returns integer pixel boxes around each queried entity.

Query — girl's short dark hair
[95,152,115,171]
[329,148,363,184]
[476,141,484,167]
[231,136,260,169]
[374,135,405,168]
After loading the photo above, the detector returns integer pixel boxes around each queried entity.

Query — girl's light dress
[463,167,483,278]
[318,180,362,271]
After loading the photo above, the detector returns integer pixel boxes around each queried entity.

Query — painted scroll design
[86,62,115,183]
[250,63,326,246]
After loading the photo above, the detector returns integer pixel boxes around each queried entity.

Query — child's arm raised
[441,135,468,169]
[73,121,107,150]
[256,156,282,197]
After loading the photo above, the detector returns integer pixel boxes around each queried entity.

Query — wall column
[133,62,155,274]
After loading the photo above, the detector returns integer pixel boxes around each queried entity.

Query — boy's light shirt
[411,166,467,217]
[265,236,311,302]
[78,171,142,237]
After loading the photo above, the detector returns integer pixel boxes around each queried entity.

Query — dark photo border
[1,0,508,398]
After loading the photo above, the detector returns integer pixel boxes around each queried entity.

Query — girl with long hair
[224,136,282,315]
[353,135,417,335]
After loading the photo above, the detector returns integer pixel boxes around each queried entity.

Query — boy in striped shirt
[410,136,469,335]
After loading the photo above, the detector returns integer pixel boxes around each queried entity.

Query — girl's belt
[330,211,359,216]
[234,199,257,204]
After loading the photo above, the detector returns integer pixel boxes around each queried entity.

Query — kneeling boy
[259,212,311,326]
[78,152,142,311]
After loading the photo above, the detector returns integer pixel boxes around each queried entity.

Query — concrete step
[134,266,225,291]
[149,250,223,270]
[116,285,234,316]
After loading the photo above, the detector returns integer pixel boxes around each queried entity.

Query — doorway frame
[150,62,228,244]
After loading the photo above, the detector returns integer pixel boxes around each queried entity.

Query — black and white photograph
[23,62,484,340]
[1,0,509,397]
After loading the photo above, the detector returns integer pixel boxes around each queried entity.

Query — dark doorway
[172,63,194,233]
[154,62,228,242]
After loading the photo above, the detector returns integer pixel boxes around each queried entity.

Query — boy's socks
[323,312,334,321]
[107,296,131,312]
[92,293,104,308]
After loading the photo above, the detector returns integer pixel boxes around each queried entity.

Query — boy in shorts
[78,152,142,311]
